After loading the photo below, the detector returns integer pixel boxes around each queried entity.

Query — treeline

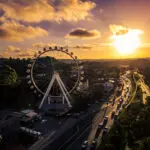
[142,67,150,86]
[0,57,121,111]
[0,58,31,77]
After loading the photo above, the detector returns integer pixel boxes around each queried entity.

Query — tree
[0,65,18,86]
[146,96,150,106]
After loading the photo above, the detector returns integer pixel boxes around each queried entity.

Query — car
[95,101,99,104]
[119,99,123,104]
[95,123,103,138]
[122,102,127,108]
[103,116,108,126]
[41,119,47,123]
[117,103,121,110]
[102,128,108,139]
[111,111,115,119]
[66,113,72,117]
[118,109,122,115]
[114,114,118,121]
[104,127,109,131]
[90,140,97,150]
[81,140,88,150]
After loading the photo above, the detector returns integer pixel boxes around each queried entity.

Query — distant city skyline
[0,0,150,59]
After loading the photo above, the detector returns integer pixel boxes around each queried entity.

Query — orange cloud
[109,24,143,36]
[66,28,101,39]
[0,0,96,23]
[1,46,35,58]
[0,20,48,41]
[109,25,128,36]
[32,43,56,50]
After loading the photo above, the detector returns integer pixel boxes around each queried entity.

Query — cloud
[5,45,21,53]
[32,42,56,49]
[109,24,129,36]
[109,24,143,36]
[0,0,96,23]
[0,20,48,41]
[1,45,35,58]
[66,28,101,39]
[73,44,93,49]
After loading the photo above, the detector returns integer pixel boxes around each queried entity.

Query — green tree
[0,65,18,86]
[146,96,150,106]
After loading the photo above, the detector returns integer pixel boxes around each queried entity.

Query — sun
[111,28,143,56]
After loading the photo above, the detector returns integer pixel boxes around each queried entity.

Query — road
[65,104,112,150]
[66,74,132,150]
[95,75,132,149]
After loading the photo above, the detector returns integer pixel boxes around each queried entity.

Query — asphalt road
[66,74,132,150]
[65,105,111,150]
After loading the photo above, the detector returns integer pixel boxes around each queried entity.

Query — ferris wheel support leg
[56,75,72,108]
[57,74,71,99]
[39,74,56,109]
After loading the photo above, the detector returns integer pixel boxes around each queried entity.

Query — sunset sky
[0,0,150,59]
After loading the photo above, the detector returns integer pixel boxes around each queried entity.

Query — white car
[81,140,88,149]
[41,119,47,123]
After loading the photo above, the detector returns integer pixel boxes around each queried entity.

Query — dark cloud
[0,28,8,37]
[66,28,101,39]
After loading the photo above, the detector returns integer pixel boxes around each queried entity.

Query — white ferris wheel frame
[26,46,85,103]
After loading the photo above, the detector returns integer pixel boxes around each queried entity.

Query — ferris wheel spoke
[35,78,50,91]
[40,80,50,92]
[35,77,50,85]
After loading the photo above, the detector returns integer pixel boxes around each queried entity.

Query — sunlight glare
[111,29,143,56]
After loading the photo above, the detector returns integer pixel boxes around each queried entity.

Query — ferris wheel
[26,46,85,110]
